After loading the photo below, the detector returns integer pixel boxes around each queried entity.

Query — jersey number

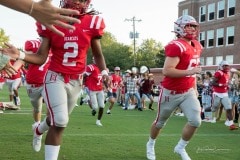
[63,42,78,66]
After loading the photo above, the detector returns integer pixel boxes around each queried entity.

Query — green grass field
[0,85,240,160]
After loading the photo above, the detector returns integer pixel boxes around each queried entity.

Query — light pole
[125,16,141,66]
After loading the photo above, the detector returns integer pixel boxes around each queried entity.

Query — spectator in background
[201,71,213,122]
[228,70,240,124]
[106,66,123,114]
[124,67,142,111]
[139,66,155,110]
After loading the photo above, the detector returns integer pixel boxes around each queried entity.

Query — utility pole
[125,16,142,66]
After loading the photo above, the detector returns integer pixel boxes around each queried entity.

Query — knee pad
[155,121,165,129]
[54,115,69,127]
[189,119,201,128]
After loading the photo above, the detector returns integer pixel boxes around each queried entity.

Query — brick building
[150,0,239,84]
[178,0,240,69]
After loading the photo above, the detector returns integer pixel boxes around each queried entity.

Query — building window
[228,0,235,16]
[207,30,214,48]
[199,32,205,47]
[206,57,213,65]
[200,57,205,66]
[218,0,225,19]
[226,55,233,64]
[226,26,234,45]
[182,9,188,15]
[216,56,223,65]
[216,28,224,46]
[208,3,215,21]
[199,6,206,22]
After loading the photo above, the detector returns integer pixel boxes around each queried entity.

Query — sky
[0,0,182,48]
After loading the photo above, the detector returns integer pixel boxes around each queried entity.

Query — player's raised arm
[0,0,80,36]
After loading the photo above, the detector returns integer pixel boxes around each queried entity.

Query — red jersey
[25,40,51,84]
[36,14,105,75]
[161,39,202,91]
[26,56,51,85]
[212,70,229,93]
[110,74,122,93]
[85,64,102,91]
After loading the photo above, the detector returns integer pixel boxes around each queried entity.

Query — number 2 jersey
[36,15,105,75]
[161,39,202,91]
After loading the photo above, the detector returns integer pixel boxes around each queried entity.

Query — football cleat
[96,120,103,127]
[146,141,156,160]
[174,146,191,160]
[32,125,42,152]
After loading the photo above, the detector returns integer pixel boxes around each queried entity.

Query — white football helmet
[140,65,149,74]
[219,60,230,72]
[174,15,199,40]
[131,67,138,74]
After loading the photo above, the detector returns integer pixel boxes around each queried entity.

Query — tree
[0,28,10,47]
[99,31,133,71]
[136,39,164,68]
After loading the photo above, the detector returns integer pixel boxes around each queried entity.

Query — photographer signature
[196,146,230,154]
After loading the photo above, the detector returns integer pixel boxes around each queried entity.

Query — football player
[106,66,123,114]
[24,39,52,152]
[5,59,25,106]
[84,57,105,126]
[210,60,238,130]
[146,15,202,160]
[1,0,107,159]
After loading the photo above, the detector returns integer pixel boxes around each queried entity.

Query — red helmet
[174,15,199,40]
[60,0,91,14]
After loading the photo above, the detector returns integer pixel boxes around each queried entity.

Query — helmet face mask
[174,15,199,40]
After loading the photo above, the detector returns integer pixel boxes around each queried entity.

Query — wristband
[19,51,26,60]
[101,70,108,76]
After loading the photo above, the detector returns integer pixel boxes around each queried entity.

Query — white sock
[45,145,60,160]
[148,137,156,144]
[38,118,50,134]
[177,138,189,149]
